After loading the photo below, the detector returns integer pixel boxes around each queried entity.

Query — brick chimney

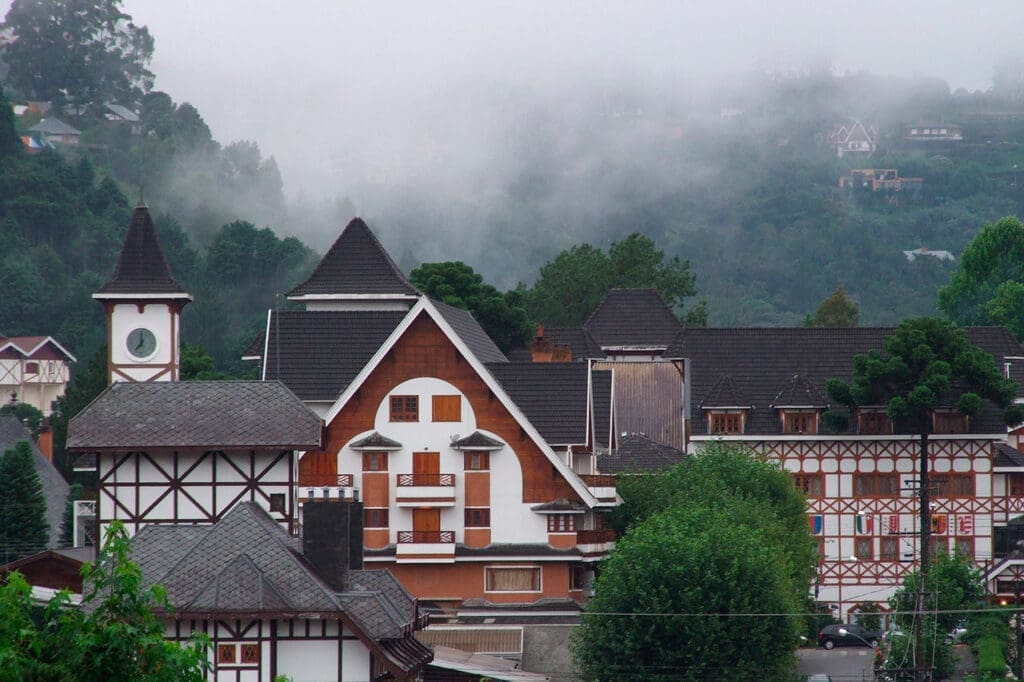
[37,418,53,463]
[302,499,364,591]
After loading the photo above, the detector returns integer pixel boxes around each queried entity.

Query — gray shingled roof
[433,300,507,364]
[584,289,682,348]
[261,310,407,402]
[675,327,1024,436]
[350,432,403,450]
[543,327,605,360]
[485,362,589,445]
[95,204,190,296]
[67,381,322,451]
[772,374,830,408]
[701,374,747,408]
[600,433,687,474]
[0,416,68,549]
[995,443,1024,469]
[288,218,420,297]
[28,117,81,136]
[451,431,504,450]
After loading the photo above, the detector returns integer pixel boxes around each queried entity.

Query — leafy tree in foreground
[525,233,705,327]
[2,0,154,107]
[0,439,49,562]
[180,344,235,380]
[804,286,859,327]
[573,503,802,680]
[0,521,209,679]
[938,215,1024,340]
[411,261,532,352]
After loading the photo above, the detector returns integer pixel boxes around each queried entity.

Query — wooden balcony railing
[396,473,455,487]
[300,473,353,487]
[397,530,455,544]
[576,529,616,544]
[579,474,616,487]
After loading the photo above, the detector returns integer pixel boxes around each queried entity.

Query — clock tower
[93,204,191,383]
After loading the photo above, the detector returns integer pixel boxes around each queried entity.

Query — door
[413,508,441,542]
[413,452,440,485]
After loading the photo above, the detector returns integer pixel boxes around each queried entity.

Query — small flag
[856,514,873,534]
[956,514,973,536]
[809,515,823,535]
[931,514,948,535]
[888,515,899,534]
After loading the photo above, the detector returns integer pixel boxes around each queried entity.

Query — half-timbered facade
[245,218,618,617]
[0,336,75,415]
[129,500,431,681]
[671,326,1024,618]
[67,381,323,538]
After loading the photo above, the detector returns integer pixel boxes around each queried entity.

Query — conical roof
[287,217,419,298]
[95,204,189,297]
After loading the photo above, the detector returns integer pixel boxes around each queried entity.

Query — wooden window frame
[792,474,824,498]
[569,564,586,591]
[362,451,388,472]
[932,410,968,434]
[464,508,490,528]
[389,395,419,422]
[217,644,236,664]
[240,643,260,664]
[464,451,490,471]
[1010,473,1024,497]
[364,508,389,528]
[484,566,542,593]
[858,410,893,435]
[432,395,461,422]
[709,411,744,435]
[24,361,39,375]
[783,410,818,435]
[954,537,974,558]
[931,473,974,498]
[547,514,578,533]
[854,473,900,498]
[880,537,899,562]
[268,493,285,513]
[855,537,874,561]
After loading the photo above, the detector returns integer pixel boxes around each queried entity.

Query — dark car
[817,623,881,650]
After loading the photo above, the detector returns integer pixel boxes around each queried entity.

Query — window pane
[486,567,540,591]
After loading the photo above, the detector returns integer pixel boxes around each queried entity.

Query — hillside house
[828,120,878,157]
[903,123,964,142]
[839,169,923,193]
[27,117,81,145]
[0,336,75,416]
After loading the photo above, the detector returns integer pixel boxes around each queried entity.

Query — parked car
[817,623,881,649]
[807,675,833,682]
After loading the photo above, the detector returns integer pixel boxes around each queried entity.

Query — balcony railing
[579,474,616,487]
[397,473,455,487]
[397,530,455,544]
[576,529,616,544]
[300,473,354,487]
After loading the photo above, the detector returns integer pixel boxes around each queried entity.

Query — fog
[28,2,1024,288]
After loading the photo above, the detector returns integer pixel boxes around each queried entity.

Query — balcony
[396,530,456,563]
[395,473,457,507]
[576,528,616,555]
[579,474,617,504]
[300,473,355,501]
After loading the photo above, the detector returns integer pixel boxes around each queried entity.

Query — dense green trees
[2,0,154,106]
[576,443,815,679]
[411,261,532,352]
[525,234,705,327]
[0,521,208,679]
[804,286,859,327]
[0,440,49,562]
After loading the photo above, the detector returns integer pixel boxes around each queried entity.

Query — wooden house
[0,336,75,416]
[828,120,879,157]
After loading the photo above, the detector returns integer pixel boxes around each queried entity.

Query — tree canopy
[938,215,1024,340]
[524,234,705,327]
[804,286,859,327]
[410,261,532,352]
[0,439,49,562]
[2,0,154,107]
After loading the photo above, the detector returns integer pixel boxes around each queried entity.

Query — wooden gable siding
[301,313,580,503]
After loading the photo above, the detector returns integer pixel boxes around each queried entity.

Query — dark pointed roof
[450,431,504,450]
[600,433,687,474]
[485,362,590,446]
[287,218,420,298]
[350,432,403,451]
[433,300,507,363]
[701,374,747,408]
[584,289,682,348]
[995,443,1024,470]
[95,204,190,297]
[771,374,829,408]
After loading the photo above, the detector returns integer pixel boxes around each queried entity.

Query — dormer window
[858,409,892,435]
[783,410,818,435]
[708,411,745,435]
[933,410,968,434]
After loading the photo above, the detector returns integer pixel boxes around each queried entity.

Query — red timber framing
[97,449,296,537]
[695,435,1002,615]
[300,312,580,505]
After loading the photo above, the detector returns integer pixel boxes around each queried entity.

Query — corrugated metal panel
[595,360,685,450]
[416,626,523,655]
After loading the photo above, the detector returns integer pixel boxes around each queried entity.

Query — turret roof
[94,204,189,297]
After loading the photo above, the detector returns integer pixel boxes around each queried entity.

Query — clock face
[126,328,157,359]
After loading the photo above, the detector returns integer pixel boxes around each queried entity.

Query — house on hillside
[103,103,141,134]
[671,326,1024,620]
[839,169,923,194]
[903,122,963,142]
[0,336,75,416]
[27,117,81,145]
[828,120,879,157]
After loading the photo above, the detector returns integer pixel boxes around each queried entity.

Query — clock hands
[135,331,145,351]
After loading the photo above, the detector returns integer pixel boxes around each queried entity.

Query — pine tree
[58,483,83,548]
[0,440,49,562]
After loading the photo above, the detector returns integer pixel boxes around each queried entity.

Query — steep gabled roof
[450,431,504,450]
[600,433,686,474]
[772,374,829,408]
[67,381,322,451]
[287,218,420,298]
[0,336,76,362]
[700,374,747,409]
[677,327,1024,436]
[28,117,80,136]
[485,362,590,446]
[584,288,682,348]
[0,416,68,549]
[432,300,507,363]
[94,204,190,298]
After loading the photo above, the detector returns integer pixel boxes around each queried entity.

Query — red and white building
[0,335,75,415]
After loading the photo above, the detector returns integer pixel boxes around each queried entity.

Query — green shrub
[976,635,1007,676]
